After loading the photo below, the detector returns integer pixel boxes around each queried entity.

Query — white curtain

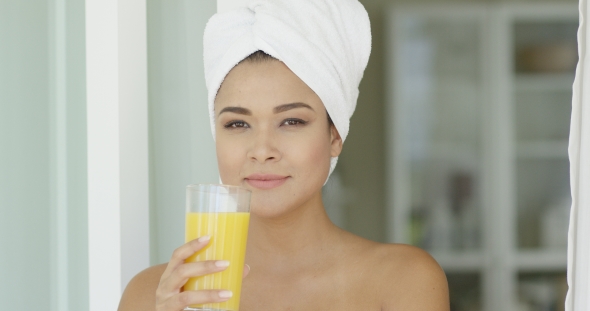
[567,0,590,309]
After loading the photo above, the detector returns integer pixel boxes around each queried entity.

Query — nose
[247,127,281,163]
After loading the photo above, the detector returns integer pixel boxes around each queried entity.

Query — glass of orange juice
[183,184,251,311]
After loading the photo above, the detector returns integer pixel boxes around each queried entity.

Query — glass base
[184,308,229,311]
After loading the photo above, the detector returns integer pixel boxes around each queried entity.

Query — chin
[251,206,290,219]
[249,195,295,219]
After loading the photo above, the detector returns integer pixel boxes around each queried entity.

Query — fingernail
[215,260,230,268]
[198,235,210,243]
[245,264,250,270]
[219,290,233,299]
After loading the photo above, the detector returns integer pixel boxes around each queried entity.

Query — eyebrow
[218,102,314,116]
[218,106,252,116]
[273,102,314,113]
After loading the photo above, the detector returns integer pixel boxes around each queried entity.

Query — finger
[158,260,230,295]
[158,290,233,311]
[160,236,210,282]
[243,264,250,279]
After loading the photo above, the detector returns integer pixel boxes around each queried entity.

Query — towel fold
[204,0,371,176]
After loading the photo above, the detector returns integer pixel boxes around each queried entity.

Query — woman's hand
[155,235,249,311]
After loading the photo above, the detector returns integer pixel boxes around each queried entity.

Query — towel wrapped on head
[204,0,371,177]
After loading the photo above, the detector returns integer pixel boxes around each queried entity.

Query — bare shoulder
[336,232,449,310]
[370,243,450,311]
[118,263,167,311]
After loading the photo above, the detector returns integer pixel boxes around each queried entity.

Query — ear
[330,124,343,157]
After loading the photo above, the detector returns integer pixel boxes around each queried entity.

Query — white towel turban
[204,0,371,177]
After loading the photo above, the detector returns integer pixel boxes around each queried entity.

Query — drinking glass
[184,184,251,311]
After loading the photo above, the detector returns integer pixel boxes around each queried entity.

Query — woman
[119,1,449,310]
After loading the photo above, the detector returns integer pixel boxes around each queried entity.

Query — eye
[281,118,307,126]
[224,120,249,129]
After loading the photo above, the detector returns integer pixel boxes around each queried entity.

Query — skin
[118,60,450,311]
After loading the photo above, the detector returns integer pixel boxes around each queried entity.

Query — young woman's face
[214,60,342,218]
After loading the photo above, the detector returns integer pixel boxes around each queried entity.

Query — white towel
[204,0,371,177]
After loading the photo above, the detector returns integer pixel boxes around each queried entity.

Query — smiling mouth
[245,174,289,190]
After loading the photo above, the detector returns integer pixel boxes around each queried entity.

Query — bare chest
[238,268,383,311]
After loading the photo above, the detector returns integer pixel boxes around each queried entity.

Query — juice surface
[184,212,250,311]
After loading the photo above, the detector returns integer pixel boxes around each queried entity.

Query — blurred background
[0,0,577,310]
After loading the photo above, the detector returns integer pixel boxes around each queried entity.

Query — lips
[245,174,289,190]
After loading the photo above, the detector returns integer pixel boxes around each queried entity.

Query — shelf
[425,142,479,162]
[516,249,567,272]
[429,249,566,272]
[516,141,569,159]
[514,73,575,93]
[389,5,578,309]
[430,251,483,272]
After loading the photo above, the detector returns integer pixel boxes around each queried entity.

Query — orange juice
[184,212,250,311]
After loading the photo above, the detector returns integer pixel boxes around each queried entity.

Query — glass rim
[186,183,251,195]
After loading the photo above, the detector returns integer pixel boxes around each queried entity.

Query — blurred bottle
[450,172,480,249]
[540,197,571,249]
[428,199,454,250]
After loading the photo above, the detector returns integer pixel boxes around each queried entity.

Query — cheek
[284,131,332,180]
[216,136,245,184]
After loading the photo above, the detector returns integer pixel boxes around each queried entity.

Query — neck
[245,191,340,271]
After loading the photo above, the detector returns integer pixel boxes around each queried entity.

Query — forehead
[214,60,324,112]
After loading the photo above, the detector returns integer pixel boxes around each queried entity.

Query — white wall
[0,0,88,310]
[147,0,219,265]
[62,1,89,309]
[217,0,251,13]
[0,2,52,308]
